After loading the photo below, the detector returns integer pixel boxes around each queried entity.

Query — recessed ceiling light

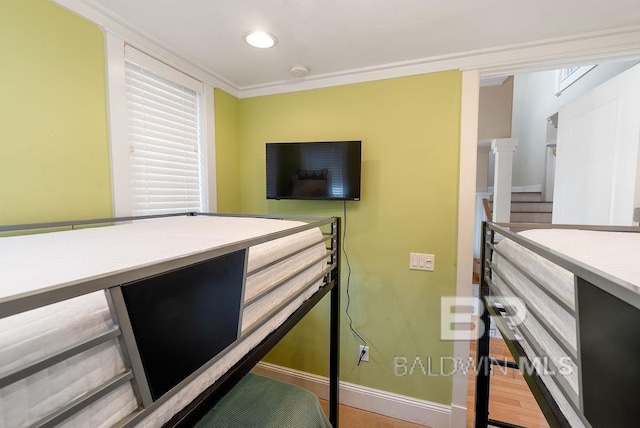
[244,31,277,49]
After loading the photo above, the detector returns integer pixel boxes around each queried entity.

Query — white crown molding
[240,25,640,98]
[253,362,452,428]
[471,25,640,77]
[52,0,640,100]
[52,0,240,97]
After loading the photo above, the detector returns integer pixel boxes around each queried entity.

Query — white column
[491,138,518,223]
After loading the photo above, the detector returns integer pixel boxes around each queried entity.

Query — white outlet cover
[409,253,435,271]
[359,345,369,362]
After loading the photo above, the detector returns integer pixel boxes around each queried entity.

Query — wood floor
[318,400,424,428]
[316,337,548,428]
[466,338,549,428]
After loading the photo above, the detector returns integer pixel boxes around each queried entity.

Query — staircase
[484,191,552,223]
[474,191,552,282]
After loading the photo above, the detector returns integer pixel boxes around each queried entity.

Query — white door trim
[450,70,480,427]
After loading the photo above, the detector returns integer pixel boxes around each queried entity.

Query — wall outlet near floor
[358,345,369,362]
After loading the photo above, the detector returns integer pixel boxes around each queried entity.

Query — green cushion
[195,373,332,428]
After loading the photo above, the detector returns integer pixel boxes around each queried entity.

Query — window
[125,58,203,215]
[555,65,596,96]
[106,37,213,217]
[558,66,580,81]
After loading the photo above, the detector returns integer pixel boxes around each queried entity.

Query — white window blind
[125,58,203,216]
[302,144,346,197]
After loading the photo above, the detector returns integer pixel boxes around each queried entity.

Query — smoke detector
[290,64,310,77]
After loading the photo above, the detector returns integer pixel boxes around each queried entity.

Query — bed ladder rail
[475,221,541,428]
[0,326,121,389]
[35,371,134,428]
[474,304,527,428]
[0,322,138,428]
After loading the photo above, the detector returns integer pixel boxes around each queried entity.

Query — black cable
[343,200,367,350]
[357,347,367,367]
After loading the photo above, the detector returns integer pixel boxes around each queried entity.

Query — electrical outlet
[358,345,369,362]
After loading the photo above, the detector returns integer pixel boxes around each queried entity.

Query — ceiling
[88,0,640,90]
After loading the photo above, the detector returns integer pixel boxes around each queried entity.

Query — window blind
[301,144,345,197]
[125,60,203,216]
[559,66,580,82]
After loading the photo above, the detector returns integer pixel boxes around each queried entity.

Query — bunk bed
[474,221,640,428]
[0,212,341,428]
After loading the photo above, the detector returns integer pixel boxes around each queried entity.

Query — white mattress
[492,228,640,427]
[0,216,327,428]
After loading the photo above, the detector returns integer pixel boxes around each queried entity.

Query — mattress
[0,216,328,428]
[491,228,640,427]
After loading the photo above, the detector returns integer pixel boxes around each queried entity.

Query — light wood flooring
[318,400,424,428]
[466,338,549,428]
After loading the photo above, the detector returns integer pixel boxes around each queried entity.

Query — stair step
[489,191,544,202]
[510,212,553,223]
[488,201,553,212]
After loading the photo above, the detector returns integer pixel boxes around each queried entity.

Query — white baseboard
[450,404,468,428]
[253,362,452,428]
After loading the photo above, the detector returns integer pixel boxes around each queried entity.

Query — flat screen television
[266,141,361,201]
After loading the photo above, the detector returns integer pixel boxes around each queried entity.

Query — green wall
[0,0,112,225]
[214,88,241,213]
[236,72,462,404]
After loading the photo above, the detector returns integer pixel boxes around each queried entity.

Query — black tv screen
[266,141,361,200]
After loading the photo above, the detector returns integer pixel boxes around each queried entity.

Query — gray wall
[477,77,514,191]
